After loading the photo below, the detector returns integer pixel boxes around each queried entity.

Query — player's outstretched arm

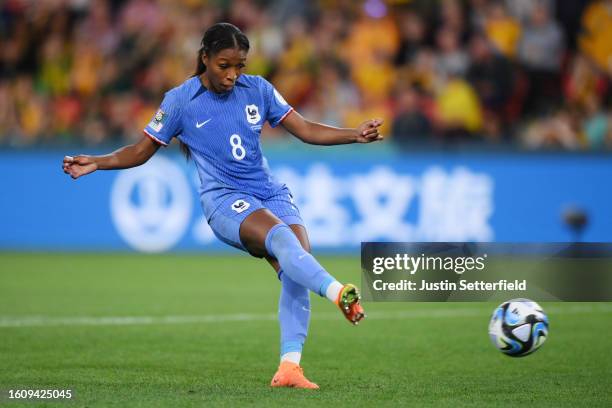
[281,110,384,146]
[63,135,161,179]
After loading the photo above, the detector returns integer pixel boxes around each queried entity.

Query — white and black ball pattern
[488,298,549,357]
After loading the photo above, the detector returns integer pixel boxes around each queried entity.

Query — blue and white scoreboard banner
[1,149,611,252]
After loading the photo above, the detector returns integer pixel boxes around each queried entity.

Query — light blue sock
[265,224,336,296]
[278,270,310,358]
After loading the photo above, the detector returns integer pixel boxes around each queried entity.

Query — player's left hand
[355,118,384,143]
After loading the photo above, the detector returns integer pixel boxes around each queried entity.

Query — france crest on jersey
[144,74,294,219]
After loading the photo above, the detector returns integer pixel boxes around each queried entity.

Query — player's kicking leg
[262,223,367,323]
[336,283,366,325]
[241,209,368,326]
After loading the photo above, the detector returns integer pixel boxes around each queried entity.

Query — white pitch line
[0,304,610,329]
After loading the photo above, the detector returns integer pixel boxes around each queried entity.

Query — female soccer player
[63,22,383,389]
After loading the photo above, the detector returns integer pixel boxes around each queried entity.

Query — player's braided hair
[194,22,250,76]
[181,23,250,159]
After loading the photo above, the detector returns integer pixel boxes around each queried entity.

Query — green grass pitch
[0,253,610,407]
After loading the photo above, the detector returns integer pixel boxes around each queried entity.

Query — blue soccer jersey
[144,74,294,218]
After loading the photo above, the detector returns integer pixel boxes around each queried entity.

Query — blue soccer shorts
[206,187,304,253]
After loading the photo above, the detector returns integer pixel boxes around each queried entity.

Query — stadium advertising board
[2,150,611,251]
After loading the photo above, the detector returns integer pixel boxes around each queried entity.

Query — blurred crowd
[1,0,612,150]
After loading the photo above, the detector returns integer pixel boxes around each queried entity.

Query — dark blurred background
[1,0,611,150]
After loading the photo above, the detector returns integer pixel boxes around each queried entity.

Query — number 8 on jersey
[230,134,246,160]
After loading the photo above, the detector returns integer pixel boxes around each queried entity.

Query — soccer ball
[488,298,549,357]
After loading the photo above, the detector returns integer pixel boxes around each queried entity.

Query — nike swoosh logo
[196,119,211,128]
[298,254,308,260]
[302,306,311,312]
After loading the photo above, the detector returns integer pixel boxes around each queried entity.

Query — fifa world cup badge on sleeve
[148,109,167,132]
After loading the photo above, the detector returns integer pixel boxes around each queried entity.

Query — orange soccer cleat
[270,361,319,389]
[336,284,366,325]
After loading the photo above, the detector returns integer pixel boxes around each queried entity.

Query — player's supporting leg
[241,210,365,325]
[278,271,309,364]
[266,225,317,389]
[266,224,311,366]
[270,270,319,389]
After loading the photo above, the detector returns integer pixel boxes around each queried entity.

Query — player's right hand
[63,155,98,179]
[355,118,384,143]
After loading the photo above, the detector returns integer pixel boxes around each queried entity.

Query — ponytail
[194,47,206,76]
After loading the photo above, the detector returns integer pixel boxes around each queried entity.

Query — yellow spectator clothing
[72,49,102,96]
[343,103,392,137]
[579,1,612,71]
[272,37,315,104]
[242,52,271,77]
[341,16,399,102]
[343,16,400,65]
[160,53,191,87]
[485,18,521,58]
[40,58,71,96]
[19,98,46,140]
[352,62,397,102]
[278,37,314,71]
[436,79,483,132]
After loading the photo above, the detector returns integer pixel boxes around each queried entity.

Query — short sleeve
[260,77,293,128]
[143,91,182,146]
